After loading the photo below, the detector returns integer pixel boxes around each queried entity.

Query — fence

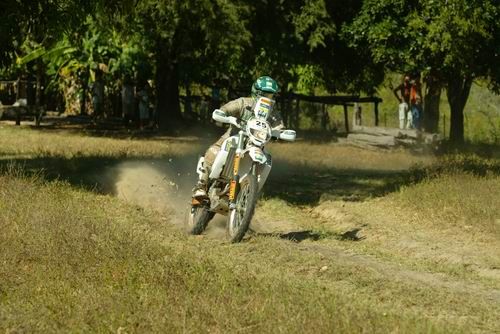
[179,92,383,134]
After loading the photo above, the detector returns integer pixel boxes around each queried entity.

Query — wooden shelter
[280,93,383,133]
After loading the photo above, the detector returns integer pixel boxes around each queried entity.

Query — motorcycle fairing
[209,136,236,179]
[209,135,272,191]
[247,146,267,164]
[238,154,272,191]
[196,157,205,178]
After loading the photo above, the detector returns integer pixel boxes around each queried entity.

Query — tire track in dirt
[311,199,500,285]
[299,242,500,303]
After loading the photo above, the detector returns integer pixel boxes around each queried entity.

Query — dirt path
[301,242,500,302]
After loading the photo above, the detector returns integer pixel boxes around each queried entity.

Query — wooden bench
[0,103,44,126]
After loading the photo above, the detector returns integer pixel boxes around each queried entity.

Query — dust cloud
[99,157,228,238]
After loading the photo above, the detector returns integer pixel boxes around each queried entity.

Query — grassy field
[1,123,499,333]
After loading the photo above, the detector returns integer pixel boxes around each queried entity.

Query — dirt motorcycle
[187,97,296,242]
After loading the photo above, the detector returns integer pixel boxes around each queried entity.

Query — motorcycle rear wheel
[187,205,214,235]
[227,174,258,243]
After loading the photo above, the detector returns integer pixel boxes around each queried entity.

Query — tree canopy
[345,0,500,141]
[1,0,498,141]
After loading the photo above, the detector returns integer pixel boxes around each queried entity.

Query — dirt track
[92,151,500,332]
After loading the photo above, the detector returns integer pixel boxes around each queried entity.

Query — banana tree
[18,14,146,116]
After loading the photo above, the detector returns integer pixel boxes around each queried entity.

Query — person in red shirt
[409,76,423,129]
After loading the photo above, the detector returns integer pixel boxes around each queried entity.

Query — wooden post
[79,68,88,115]
[287,94,292,127]
[294,97,300,129]
[343,104,349,133]
[321,103,327,130]
[374,101,379,126]
[15,109,21,126]
[280,92,287,127]
[443,114,446,139]
[35,59,43,127]
[15,77,21,126]
[353,102,362,126]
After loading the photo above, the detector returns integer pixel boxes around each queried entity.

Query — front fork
[229,131,245,209]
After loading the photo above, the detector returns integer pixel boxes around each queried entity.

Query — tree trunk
[155,43,182,131]
[79,68,89,115]
[446,76,473,143]
[321,103,328,130]
[343,104,349,133]
[423,78,441,133]
[15,76,21,125]
[294,98,300,130]
[374,101,379,126]
[35,59,44,127]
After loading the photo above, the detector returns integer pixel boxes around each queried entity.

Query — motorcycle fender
[238,152,272,191]
[257,156,272,190]
[209,136,239,179]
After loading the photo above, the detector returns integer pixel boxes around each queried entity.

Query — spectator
[137,80,151,129]
[354,102,362,126]
[91,69,105,120]
[393,74,411,105]
[121,75,135,125]
[393,74,411,129]
[409,76,423,129]
[200,95,210,122]
[398,101,409,129]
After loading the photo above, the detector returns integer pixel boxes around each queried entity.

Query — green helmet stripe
[251,76,279,99]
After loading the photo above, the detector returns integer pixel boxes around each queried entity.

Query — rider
[193,76,284,198]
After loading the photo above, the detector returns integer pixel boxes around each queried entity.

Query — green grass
[1,124,499,333]
[0,172,450,333]
[397,173,500,233]
[0,125,204,159]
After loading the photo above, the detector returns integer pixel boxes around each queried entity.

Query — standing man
[393,74,411,129]
[91,69,105,120]
[393,74,411,105]
[137,80,151,129]
[121,75,135,125]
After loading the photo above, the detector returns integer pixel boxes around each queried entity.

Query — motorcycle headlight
[251,128,270,142]
[246,118,271,146]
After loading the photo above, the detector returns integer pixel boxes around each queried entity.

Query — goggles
[257,91,275,99]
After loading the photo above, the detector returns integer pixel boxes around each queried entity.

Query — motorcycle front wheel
[187,204,214,235]
[227,174,258,243]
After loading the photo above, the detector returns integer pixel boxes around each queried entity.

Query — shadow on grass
[250,228,366,243]
[0,155,198,196]
[0,154,415,207]
[22,115,224,142]
[9,119,498,207]
[263,168,410,206]
[438,141,500,159]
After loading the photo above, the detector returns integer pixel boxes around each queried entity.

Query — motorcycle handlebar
[212,109,295,140]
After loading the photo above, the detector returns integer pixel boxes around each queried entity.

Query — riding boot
[192,162,210,198]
